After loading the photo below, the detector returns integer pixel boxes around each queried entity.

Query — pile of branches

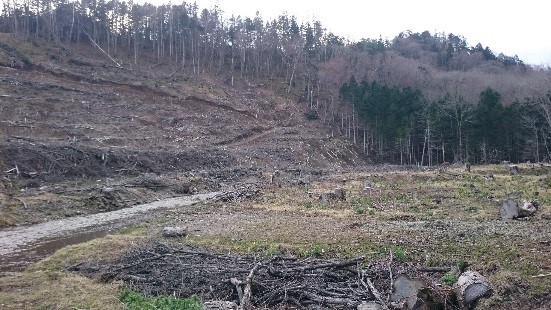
[214,184,260,202]
[70,243,389,309]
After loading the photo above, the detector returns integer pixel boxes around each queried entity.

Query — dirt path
[224,127,277,147]
[0,192,219,271]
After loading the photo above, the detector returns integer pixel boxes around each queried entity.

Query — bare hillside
[0,35,367,227]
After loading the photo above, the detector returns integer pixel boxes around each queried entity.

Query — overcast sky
[145,0,551,65]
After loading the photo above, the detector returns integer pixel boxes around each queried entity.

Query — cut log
[161,226,187,237]
[518,200,538,217]
[456,271,493,309]
[203,301,238,310]
[357,301,384,310]
[390,274,428,309]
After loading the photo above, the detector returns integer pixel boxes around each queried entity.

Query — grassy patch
[118,288,202,310]
[0,204,19,228]
[441,272,458,286]
[0,272,123,310]
[0,230,147,309]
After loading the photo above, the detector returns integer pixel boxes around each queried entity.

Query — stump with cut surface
[500,200,519,219]
[500,200,538,220]
[390,274,438,310]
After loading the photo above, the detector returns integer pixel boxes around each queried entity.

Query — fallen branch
[532,273,551,278]
[82,30,122,68]
[15,197,27,209]
[417,266,452,272]
[9,136,35,142]
[360,271,389,310]
[285,256,365,273]
[230,278,244,304]
[6,165,19,175]
[173,249,227,259]
[1,121,35,129]
[110,253,164,272]
[387,250,393,303]
[299,291,357,306]
[240,262,262,310]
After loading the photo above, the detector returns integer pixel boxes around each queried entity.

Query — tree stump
[390,274,428,309]
[500,200,538,219]
[500,200,519,219]
[319,192,337,204]
[334,188,346,201]
[508,165,519,175]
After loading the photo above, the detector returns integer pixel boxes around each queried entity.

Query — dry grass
[1,164,549,309]
[179,164,551,308]
[0,227,148,310]
[0,272,123,310]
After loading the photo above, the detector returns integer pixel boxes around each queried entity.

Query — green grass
[441,273,458,286]
[118,288,202,310]
[393,247,407,262]
[349,196,374,206]
[309,244,325,257]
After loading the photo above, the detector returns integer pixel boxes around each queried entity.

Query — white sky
[144,0,551,65]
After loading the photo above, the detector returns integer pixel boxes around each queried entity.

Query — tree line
[1,0,550,164]
[339,77,549,164]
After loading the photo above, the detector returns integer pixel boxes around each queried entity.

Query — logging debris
[69,243,479,309]
[69,243,379,309]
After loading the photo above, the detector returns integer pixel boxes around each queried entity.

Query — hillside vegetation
[0,2,550,310]
[1,1,551,165]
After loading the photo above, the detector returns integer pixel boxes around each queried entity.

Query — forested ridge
[1,0,550,164]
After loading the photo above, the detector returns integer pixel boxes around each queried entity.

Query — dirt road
[0,192,219,271]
